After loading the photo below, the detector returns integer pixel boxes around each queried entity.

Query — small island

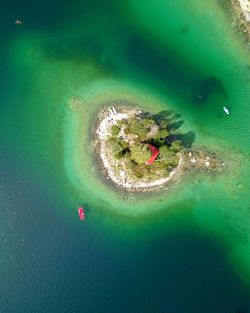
[94,106,224,192]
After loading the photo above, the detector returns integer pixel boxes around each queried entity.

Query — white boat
[223,106,230,115]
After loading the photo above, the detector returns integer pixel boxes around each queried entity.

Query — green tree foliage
[159,119,168,129]
[117,140,128,149]
[141,118,155,130]
[110,139,131,160]
[153,129,169,140]
[111,124,120,136]
[112,141,123,160]
[107,136,117,144]
[114,151,123,159]
[133,164,145,178]
[170,140,182,153]
[130,144,151,164]
[128,118,148,141]
[106,109,183,179]
[159,145,171,158]
[159,146,179,168]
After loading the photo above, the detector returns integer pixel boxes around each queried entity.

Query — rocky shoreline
[231,0,250,42]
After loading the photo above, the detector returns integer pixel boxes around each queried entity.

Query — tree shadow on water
[168,120,184,131]
[155,110,184,130]
[152,110,196,148]
[151,110,174,122]
[167,131,196,148]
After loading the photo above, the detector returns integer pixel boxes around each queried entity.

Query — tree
[159,145,171,158]
[133,164,145,178]
[130,144,151,164]
[170,140,182,153]
[112,143,123,159]
[158,119,168,129]
[111,125,120,136]
[141,118,155,130]
[106,109,183,178]
[158,145,179,169]
[127,118,148,141]
[152,129,169,140]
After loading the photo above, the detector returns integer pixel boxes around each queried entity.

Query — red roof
[146,144,159,165]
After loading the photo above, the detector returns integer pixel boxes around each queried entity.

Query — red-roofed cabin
[146,144,159,165]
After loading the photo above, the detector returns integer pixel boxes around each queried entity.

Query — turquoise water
[1,0,250,312]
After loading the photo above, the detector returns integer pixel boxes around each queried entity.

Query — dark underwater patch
[126,34,197,93]
[192,76,228,105]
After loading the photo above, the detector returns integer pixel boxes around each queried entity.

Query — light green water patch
[120,0,249,77]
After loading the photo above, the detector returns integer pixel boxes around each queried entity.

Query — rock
[191,157,196,163]
[120,170,126,177]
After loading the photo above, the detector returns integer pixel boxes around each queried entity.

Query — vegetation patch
[95,106,223,191]
[100,108,183,186]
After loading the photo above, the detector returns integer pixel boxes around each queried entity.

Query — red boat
[78,207,85,220]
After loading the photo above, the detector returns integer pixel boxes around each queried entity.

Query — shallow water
[1,0,250,312]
